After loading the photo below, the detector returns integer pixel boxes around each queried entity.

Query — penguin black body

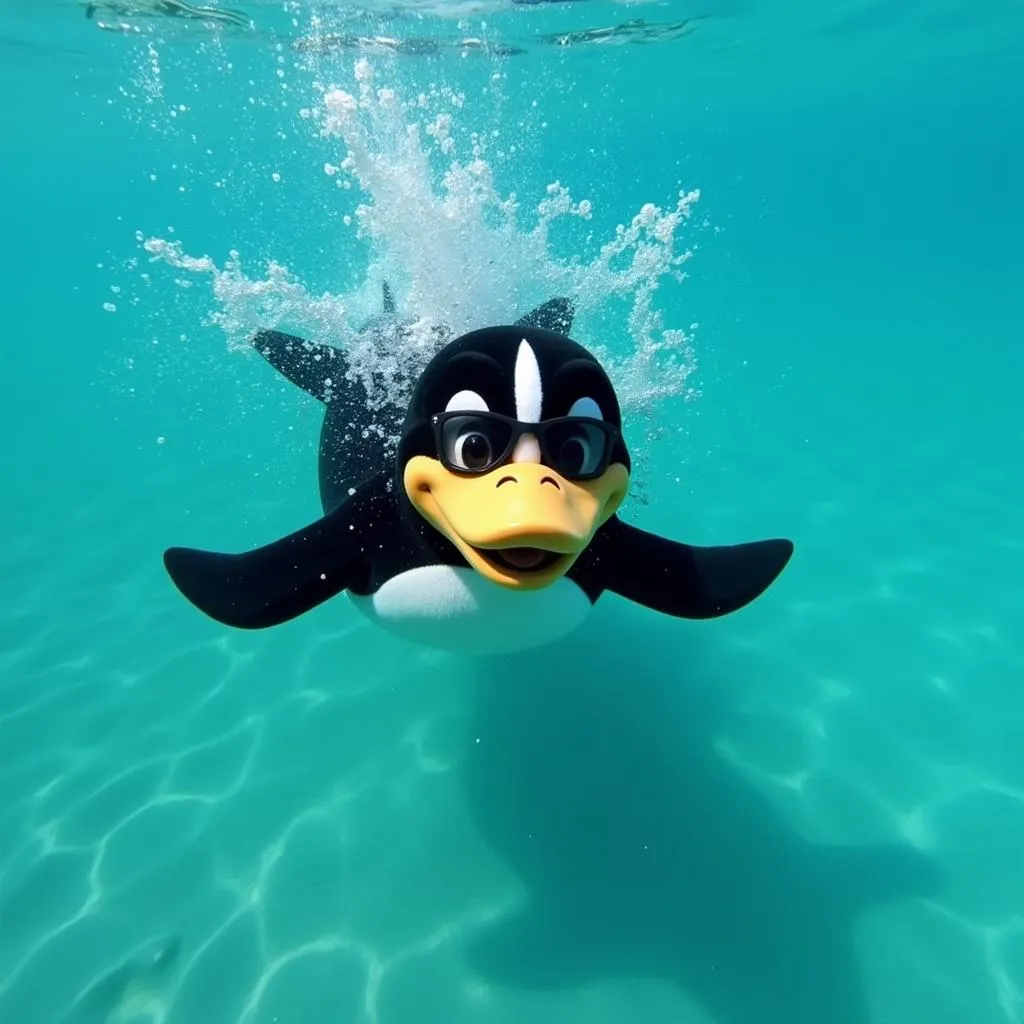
[164,293,794,654]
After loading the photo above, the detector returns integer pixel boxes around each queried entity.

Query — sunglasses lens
[543,420,610,479]
[439,415,513,473]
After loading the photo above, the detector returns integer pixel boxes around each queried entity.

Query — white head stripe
[445,389,489,413]
[514,340,543,423]
[569,396,603,420]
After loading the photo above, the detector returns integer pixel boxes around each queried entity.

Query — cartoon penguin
[164,309,793,654]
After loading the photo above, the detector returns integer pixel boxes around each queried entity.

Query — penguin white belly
[347,564,593,654]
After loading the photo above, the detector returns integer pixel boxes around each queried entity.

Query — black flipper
[251,329,347,404]
[596,518,794,618]
[163,496,366,629]
[381,280,396,315]
[515,297,575,335]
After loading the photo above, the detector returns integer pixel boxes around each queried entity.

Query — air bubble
[138,60,704,477]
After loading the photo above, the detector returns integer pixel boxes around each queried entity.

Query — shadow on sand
[458,604,943,1024]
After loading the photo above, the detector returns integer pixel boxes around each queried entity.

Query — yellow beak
[403,457,630,589]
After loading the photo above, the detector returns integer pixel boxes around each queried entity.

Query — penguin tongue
[498,547,548,570]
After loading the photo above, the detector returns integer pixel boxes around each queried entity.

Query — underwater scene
[1,1,1023,1022]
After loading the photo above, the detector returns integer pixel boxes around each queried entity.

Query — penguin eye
[437,414,514,473]
[556,432,596,476]
[451,430,495,472]
[544,420,612,479]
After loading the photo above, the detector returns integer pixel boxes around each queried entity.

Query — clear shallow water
[2,2,1023,1023]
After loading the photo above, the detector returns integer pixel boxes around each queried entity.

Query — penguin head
[397,325,631,590]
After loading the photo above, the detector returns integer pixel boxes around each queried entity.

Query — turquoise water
[2,2,1023,1022]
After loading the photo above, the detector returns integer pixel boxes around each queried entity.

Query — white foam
[139,59,703,446]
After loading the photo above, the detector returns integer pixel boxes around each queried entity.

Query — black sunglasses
[431,410,618,481]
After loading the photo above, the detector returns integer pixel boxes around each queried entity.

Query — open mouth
[474,546,566,574]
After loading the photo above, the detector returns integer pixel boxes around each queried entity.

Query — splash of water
[140,58,702,440]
